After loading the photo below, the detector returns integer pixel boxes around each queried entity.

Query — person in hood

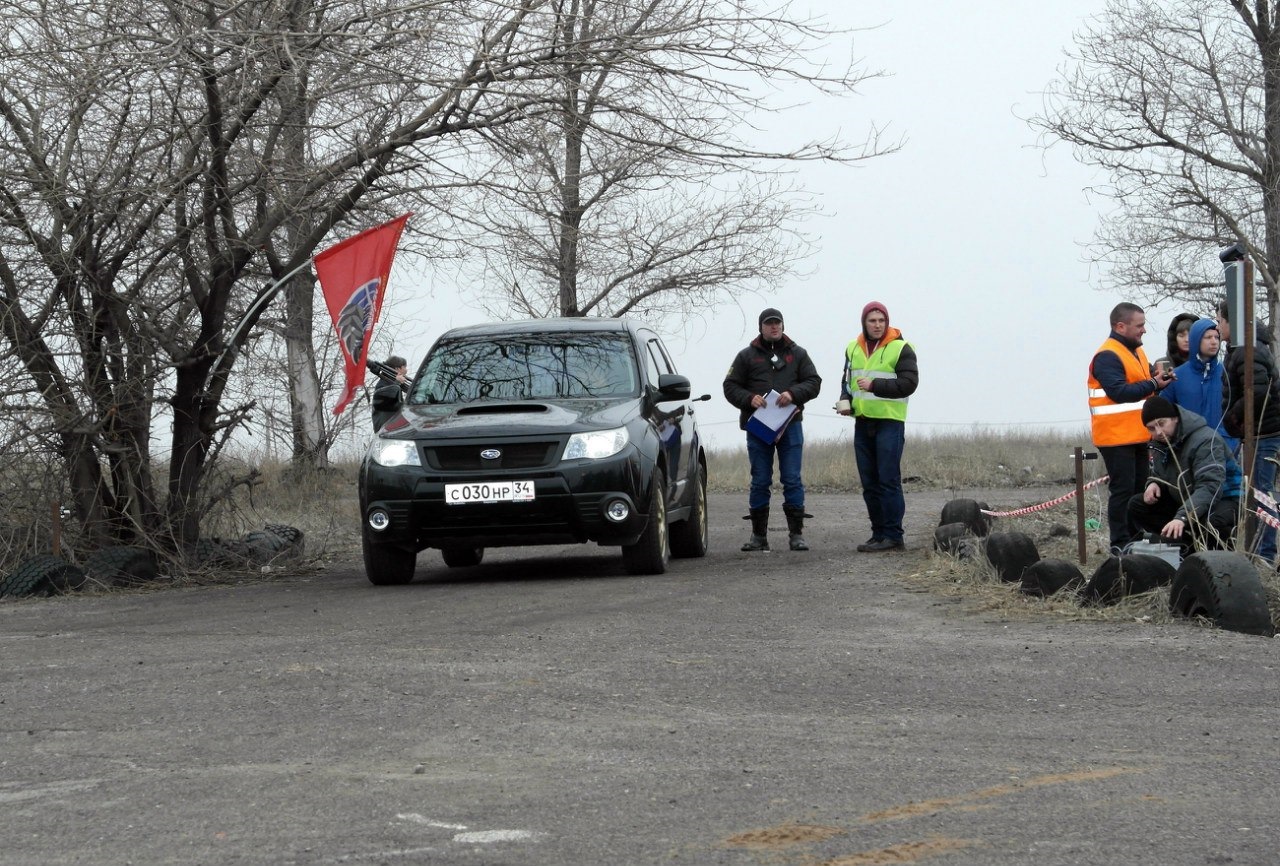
[1152,312,1197,373]
[837,302,919,552]
[1127,395,1241,552]
[1164,318,1226,436]
[723,308,823,552]
[1217,299,1280,563]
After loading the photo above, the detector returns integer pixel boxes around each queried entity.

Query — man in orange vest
[1088,302,1176,552]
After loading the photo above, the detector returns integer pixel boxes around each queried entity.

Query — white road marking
[394,813,468,829]
[453,830,540,844]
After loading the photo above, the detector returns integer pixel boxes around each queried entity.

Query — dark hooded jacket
[1149,406,1243,523]
[723,332,823,430]
[1165,318,1225,435]
[1153,312,1197,372]
[1221,328,1280,438]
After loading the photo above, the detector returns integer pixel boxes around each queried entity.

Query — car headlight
[563,427,629,460]
[369,438,421,467]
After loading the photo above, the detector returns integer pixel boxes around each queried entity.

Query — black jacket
[722,334,822,430]
[1222,333,1280,438]
[371,378,406,431]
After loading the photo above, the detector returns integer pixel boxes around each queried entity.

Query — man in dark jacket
[1128,396,1241,552]
[371,355,409,431]
[1217,301,1280,562]
[723,308,822,552]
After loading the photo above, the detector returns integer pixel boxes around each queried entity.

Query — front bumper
[360,446,650,550]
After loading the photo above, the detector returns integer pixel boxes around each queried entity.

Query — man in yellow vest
[1088,302,1175,552]
[838,302,918,551]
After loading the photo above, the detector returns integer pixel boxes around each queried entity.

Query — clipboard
[746,390,798,444]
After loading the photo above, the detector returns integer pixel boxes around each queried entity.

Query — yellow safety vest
[847,336,910,421]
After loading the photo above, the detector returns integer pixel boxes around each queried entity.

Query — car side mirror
[655,373,692,401]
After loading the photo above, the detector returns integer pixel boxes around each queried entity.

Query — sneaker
[862,538,905,552]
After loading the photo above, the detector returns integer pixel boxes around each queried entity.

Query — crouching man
[1127,395,1241,552]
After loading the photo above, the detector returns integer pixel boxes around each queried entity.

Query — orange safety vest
[1087,337,1153,446]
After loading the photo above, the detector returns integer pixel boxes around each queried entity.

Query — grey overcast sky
[380,0,1198,451]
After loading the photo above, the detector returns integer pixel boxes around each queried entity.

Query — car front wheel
[363,533,417,586]
[622,468,669,575]
[669,465,708,559]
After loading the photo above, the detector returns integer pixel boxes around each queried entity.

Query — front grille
[427,441,560,471]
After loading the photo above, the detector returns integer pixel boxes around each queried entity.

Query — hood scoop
[456,403,550,416]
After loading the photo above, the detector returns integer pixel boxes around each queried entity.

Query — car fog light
[368,510,391,531]
[605,499,630,522]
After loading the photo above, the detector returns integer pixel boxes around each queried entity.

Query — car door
[639,331,691,504]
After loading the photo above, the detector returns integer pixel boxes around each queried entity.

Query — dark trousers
[1099,443,1149,549]
[854,417,906,544]
[1127,491,1237,553]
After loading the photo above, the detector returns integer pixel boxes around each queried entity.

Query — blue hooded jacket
[1166,318,1226,436]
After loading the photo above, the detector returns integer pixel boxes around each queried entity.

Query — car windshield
[411,332,641,404]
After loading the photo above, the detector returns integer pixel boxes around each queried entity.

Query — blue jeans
[746,420,805,510]
[1250,435,1280,562]
[854,417,906,543]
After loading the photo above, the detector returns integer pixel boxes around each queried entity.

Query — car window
[642,339,668,387]
[411,332,641,403]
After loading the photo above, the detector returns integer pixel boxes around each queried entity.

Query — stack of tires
[933,497,1276,636]
[0,545,159,598]
[186,524,306,570]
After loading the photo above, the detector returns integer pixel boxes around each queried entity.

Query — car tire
[83,545,159,587]
[1081,554,1174,606]
[1020,558,1085,597]
[1169,551,1275,636]
[940,498,991,537]
[441,547,484,568]
[669,465,709,559]
[363,533,416,586]
[984,530,1040,583]
[622,468,669,575]
[933,522,971,555]
[1,554,85,597]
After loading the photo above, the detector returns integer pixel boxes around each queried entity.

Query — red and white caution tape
[1256,507,1280,531]
[979,475,1110,518]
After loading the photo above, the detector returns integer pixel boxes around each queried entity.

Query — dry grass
[706,428,1090,493]
[906,506,1280,631]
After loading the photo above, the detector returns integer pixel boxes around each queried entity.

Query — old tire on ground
[243,530,289,563]
[1020,558,1085,597]
[441,547,484,568]
[1169,551,1275,636]
[984,531,1040,583]
[83,545,159,587]
[940,498,991,537]
[363,533,416,586]
[933,522,971,555]
[0,554,85,597]
[264,523,306,557]
[1081,554,1175,606]
[622,468,669,575]
[669,466,709,559]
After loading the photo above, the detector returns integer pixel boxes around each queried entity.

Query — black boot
[783,505,810,551]
[741,507,770,551]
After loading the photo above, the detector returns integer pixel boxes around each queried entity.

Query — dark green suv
[358,318,710,584]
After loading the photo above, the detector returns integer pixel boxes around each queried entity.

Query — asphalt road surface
[2,490,1277,866]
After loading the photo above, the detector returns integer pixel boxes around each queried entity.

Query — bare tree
[3,0,750,550]
[1033,0,1280,327]
[452,0,894,321]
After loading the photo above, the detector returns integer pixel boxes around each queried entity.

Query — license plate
[444,480,536,504]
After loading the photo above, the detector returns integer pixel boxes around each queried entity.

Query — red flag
[315,214,411,415]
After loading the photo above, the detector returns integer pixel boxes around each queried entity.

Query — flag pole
[203,257,315,394]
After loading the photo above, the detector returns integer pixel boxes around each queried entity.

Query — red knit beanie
[862,301,889,328]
